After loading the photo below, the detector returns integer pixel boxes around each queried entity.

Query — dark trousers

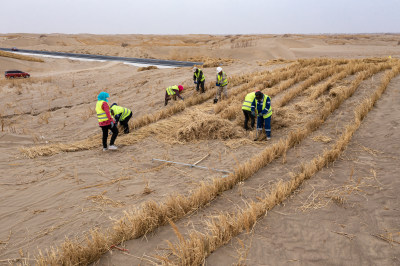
[119,112,132,134]
[101,124,118,148]
[196,80,205,93]
[243,110,255,130]
[257,116,271,137]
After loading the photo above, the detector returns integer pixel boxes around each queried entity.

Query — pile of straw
[177,115,244,142]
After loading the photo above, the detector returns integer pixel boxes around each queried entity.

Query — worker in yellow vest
[165,85,184,106]
[252,91,272,141]
[193,66,206,93]
[110,103,132,134]
[242,91,258,130]
[96,92,118,151]
[214,67,228,104]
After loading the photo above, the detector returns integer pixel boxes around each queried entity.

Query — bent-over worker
[96,92,118,151]
[193,67,206,93]
[252,91,272,140]
[165,85,184,106]
[242,90,258,130]
[110,103,132,134]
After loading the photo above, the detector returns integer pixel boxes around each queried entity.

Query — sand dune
[0,33,399,265]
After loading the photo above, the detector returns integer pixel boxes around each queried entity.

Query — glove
[110,121,114,128]
[194,81,198,84]
[251,111,255,116]
[216,82,220,87]
[181,97,184,100]
[258,113,263,117]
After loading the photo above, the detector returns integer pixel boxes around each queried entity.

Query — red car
[5,70,30,79]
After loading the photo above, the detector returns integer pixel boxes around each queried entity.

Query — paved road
[0,48,203,68]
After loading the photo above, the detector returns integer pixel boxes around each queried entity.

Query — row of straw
[33,59,399,265]
[161,63,400,265]
[19,68,274,158]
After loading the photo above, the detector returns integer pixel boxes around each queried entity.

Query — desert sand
[0,34,399,265]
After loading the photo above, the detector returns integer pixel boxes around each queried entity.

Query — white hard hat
[216,67,222,73]
[193,66,198,72]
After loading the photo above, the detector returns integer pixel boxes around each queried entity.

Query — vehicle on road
[11,47,18,51]
[5,70,30,79]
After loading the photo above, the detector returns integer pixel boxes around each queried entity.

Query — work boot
[103,148,108,152]
[213,98,218,104]
[109,145,118,150]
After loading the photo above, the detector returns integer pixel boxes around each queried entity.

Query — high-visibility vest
[111,105,132,121]
[96,100,109,122]
[217,71,228,87]
[255,94,272,119]
[242,92,256,111]
[194,69,205,82]
[166,85,178,96]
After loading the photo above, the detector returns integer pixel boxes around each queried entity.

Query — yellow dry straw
[20,70,260,158]
[22,59,341,158]
[34,60,398,265]
[214,58,357,116]
[162,63,400,265]
[221,60,392,123]
[219,63,346,120]
[0,50,44,62]
[213,61,309,114]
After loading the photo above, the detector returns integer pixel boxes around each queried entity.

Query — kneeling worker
[96,92,118,151]
[242,90,258,130]
[252,91,272,140]
[110,103,132,134]
[165,85,184,106]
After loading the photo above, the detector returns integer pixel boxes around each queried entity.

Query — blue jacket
[251,95,271,115]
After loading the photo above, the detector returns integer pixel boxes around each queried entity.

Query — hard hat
[178,85,184,92]
[193,66,198,72]
[216,67,222,73]
[110,103,117,108]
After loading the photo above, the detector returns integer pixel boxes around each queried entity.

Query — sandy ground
[0,34,399,265]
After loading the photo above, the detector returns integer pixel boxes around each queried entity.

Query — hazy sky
[1,0,399,34]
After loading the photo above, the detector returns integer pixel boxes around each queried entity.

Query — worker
[165,85,184,106]
[242,90,258,130]
[214,67,228,104]
[96,92,118,151]
[110,103,132,134]
[193,66,206,93]
[252,91,272,140]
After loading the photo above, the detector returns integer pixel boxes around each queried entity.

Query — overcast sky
[1,0,399,34]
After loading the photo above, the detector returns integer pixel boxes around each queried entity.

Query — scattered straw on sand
[312,135,332,143]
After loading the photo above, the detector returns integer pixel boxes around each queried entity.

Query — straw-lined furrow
[214,60,324,114]
[214,57,353,115]
[33,60,396,265]
[215,58,364,121]
[161,63,400,265]
[275,64,357,107]
[219,63,348,120]
[307,61,371,100]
